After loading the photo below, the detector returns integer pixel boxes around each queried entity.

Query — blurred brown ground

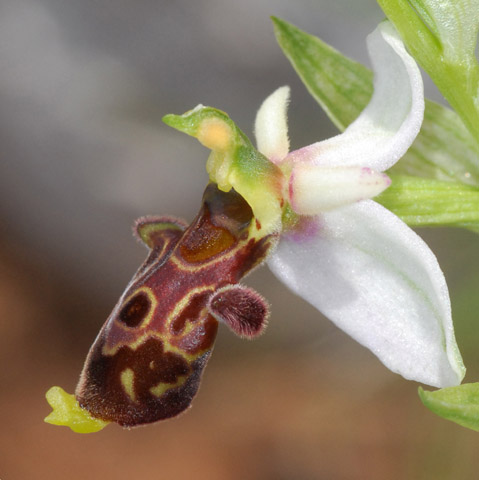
[2,229,479,480]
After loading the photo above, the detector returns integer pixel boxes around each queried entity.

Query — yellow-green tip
[44,386,110,433]
[163,104,285,235]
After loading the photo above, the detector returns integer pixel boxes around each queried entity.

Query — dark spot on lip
[119,291,151,328]
[203,183,253,232]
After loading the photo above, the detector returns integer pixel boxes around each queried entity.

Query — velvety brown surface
[76,336,206,426]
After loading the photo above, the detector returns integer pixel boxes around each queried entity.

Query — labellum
[46,183,276,431]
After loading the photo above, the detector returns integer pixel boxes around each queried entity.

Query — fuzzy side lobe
[208,285,269,338]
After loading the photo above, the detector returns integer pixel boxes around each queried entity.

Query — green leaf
[390,102,479,187]
[272,17,479,189]
[419,384,479,431]
[376,175,479,232]
[272,16,372,131]
[377,0,479,144]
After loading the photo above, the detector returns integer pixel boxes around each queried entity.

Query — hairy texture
[208,285,269,338]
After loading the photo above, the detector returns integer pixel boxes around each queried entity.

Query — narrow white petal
[268,201,464,387]
[290,164,391,214]
[286,21,424,172]
[254,86,290,163]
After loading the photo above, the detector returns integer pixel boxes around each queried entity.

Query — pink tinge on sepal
[283,216,321,244]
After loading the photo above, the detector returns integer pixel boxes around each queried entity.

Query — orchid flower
[44,20,465,434]
[257,21,465,388]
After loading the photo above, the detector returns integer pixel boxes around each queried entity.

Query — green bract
[419,384,479,431]
[272,16,479,234]
[377,175,479,231]
[272,16,373,131]
[396,101,479,187]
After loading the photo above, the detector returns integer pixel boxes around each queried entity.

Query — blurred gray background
[2,1,479,479]
[0,0,383,298]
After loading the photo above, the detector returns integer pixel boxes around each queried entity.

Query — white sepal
[267,200,465,387]
[290,164,391,214]
[286,21,424,172]
[255,86,290,164]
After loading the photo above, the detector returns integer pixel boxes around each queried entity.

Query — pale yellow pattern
[170,235,250,271]
[102,286,159,356]
[164,285,214,330]
[149,375,188,397]
[120,368,136,402]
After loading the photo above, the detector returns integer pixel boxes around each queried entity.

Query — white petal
[254,86,290,163]
[290,164,391,214]
[286,21,424,172]
[268,200,465,387]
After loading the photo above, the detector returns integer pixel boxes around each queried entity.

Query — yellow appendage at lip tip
[44,386,109,433]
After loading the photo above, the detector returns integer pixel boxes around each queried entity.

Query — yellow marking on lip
[162,339,201,363]
[149,375,188,397]
[103,285,215,360]
[121,368,136,402]
[102,330,201,363]
[175,308,209,338]
[102,286,159,356]
[171,238,246,271]
[164,285,215,331]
